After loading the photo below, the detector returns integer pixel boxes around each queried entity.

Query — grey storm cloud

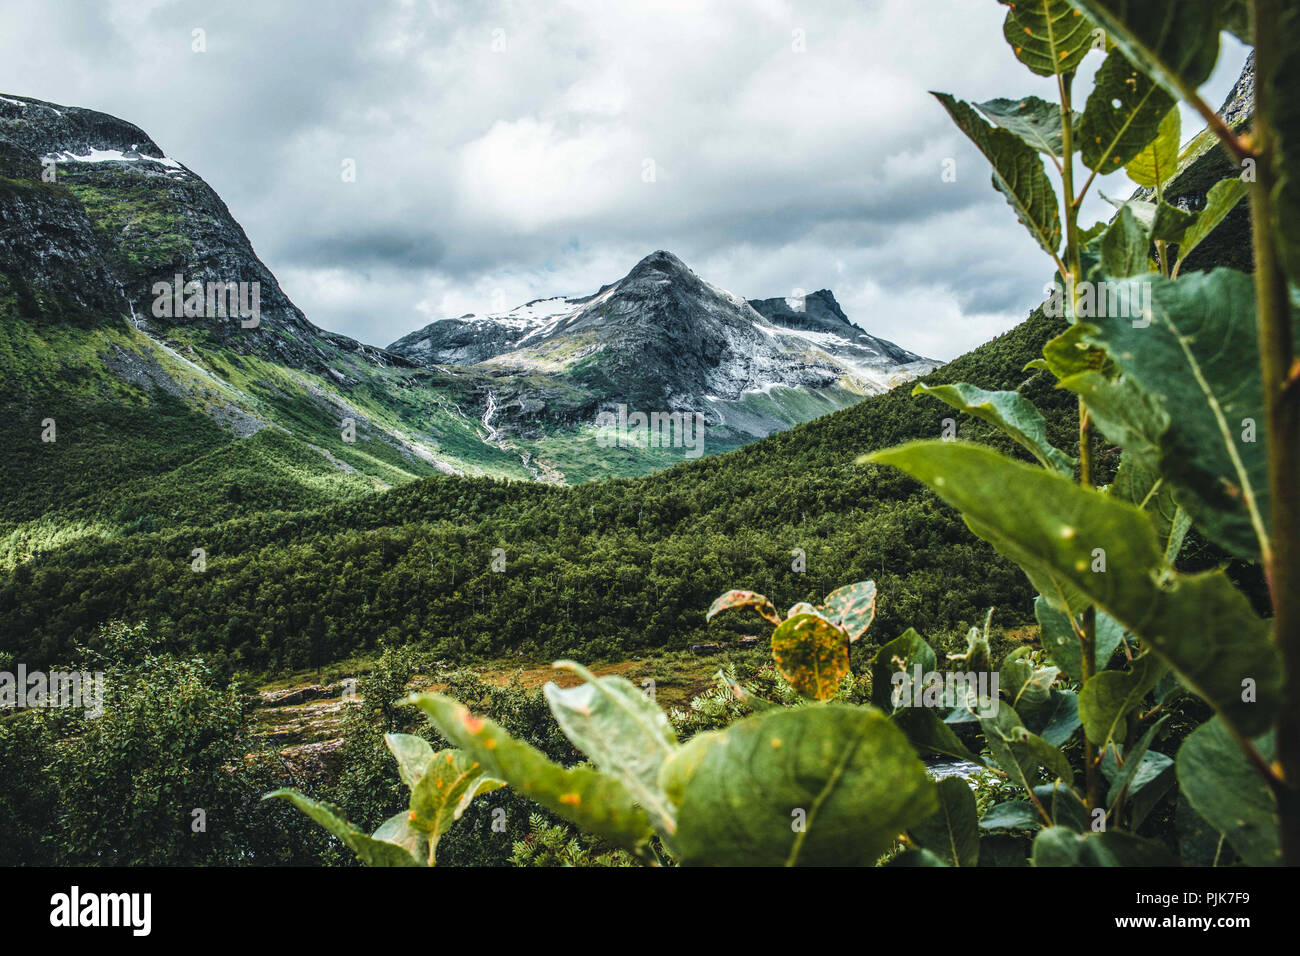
[0,0,1248,359]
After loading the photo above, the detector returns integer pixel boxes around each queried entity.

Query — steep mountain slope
[388,252,937,469]
[0,96,541,540]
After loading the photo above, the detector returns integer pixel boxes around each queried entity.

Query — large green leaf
[407,693,655,855]
[263,790,422,866]
[933,92,1062,257]
[1172,177,1247,276]
[660,704,937,866]
[914,382,1075,475]
[1125,106,1181,188]
[1176,718,1281,866]
[408,750,503,865]
[865,441,1280,735]
[1077,653,1165,746]
[1078,50,1175,173]
[1080,269,1269,560]
[909,776,979,867]
[1064,0,1224,98]
[999,0,1097,76]
[976,96,1079,157]
[770,613,850,700]
[543,660,678,838]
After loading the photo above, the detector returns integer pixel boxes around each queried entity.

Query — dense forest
[1,306,1084,676]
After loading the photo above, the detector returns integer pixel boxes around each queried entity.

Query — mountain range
[0,92,934,511]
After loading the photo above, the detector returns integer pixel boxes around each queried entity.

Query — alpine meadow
[1,0,1298,907]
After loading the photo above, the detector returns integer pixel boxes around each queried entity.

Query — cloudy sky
[0,0,1248,359]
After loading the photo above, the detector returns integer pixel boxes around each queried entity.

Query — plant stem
[1059,70,1102,814]
[1250,0,1300,867]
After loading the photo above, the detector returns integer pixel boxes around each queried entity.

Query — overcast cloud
[0,0,1248,359]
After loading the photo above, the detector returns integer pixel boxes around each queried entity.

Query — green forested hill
[1,305,1088,673]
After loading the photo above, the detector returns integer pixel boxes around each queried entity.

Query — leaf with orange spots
[817,580,878,642]
[770,613,850,701]
[408,748,503,865]
[408,692,656,858]
[999,0,1096,77]
[545,661,679,842]
[706,589,781,627]
[1078,50,1174,172]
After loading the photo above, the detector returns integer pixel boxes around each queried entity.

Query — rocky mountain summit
[389,251,936,443]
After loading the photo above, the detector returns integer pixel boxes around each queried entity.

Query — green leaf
[1034,598,1124,681]
[865,440,1280,735]
[1000,0,1097,76]
[976,96,1079,157]
[770,613,850,701]
[933,92,1062,257]
[407,750,503,865]
[1035,782,1089,831]
[1031,826,1178,865]
[913,382,1075,475]
[1176,718,1281,866]
[407,693,655,855]
[706,589,781,626]
[384,732,435,790]
[1100,193,1195,242]
[871,627,937,711]
[1031,688,1083,748]
[1001,646,1060,710]
[980,702,1075,788]
[1125,106,1181,188]
[1099,205,1149,278]
[1079,50,1175,173]
[1079,270,1269,560]
[980,801,1042,831]
[816,580,877,642]
[1078,653,1166,747]
[1064,0,1224,98]
[1110,452,1188,565]
[1173,177,1247,275]
[1102,716,1169,811]
[909,776,979,867]
[263,790,422,866]
[543,660,679,837]
[660,704,937,866]
[891,706,984,764]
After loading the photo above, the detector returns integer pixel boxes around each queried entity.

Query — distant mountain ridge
[388,251,937,447]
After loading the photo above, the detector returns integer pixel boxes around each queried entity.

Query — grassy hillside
[1,304,1097,674]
